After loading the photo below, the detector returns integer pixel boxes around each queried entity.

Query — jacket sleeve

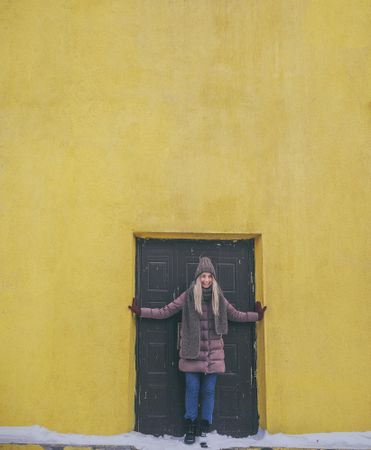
[224,297,259,322]
[140,291,187,319]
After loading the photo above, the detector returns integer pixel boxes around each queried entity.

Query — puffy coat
[140,291,258,374]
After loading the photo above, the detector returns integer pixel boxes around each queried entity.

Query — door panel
[135,239,258,437]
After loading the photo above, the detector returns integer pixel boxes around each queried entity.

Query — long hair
[193,276,220,316]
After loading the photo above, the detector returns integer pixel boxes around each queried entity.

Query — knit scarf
[180,282,228,359]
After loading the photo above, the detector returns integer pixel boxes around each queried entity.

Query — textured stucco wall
[0,0,370,435]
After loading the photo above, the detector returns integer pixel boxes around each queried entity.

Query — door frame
[132,231,267,430]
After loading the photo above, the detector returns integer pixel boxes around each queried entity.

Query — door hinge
[250,272,255,292]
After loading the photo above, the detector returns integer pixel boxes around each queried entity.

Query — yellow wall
[0,0,370,435]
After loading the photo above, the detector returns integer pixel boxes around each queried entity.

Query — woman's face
[200,272,213,288]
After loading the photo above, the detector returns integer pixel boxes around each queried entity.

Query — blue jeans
[184,372,218,424]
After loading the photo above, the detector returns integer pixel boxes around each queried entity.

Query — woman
[129,257,266,445]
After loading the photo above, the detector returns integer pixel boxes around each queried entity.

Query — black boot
[184,419,197,445]
[199,419,210,437]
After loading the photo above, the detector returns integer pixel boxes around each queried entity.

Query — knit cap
[194,257,216,280]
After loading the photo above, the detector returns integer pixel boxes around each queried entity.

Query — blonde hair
[193,276,220,316]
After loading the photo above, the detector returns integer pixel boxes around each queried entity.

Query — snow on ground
[0,426,371,450]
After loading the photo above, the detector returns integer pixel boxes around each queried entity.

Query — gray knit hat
[194,257,216,280]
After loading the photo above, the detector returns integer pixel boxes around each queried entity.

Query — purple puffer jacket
[140,291,258,374]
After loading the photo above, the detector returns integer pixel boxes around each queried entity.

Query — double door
[135,238,258,437]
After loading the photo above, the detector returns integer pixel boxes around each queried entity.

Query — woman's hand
[255,301,267,321]
[128,297,141,316]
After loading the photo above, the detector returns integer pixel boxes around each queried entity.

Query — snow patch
[0,425,371,450]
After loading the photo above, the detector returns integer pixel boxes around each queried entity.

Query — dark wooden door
[135,239,258,437]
